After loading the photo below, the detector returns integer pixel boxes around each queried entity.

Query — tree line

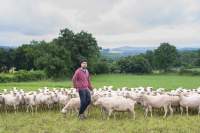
[0,28,101,77]
[109,43,200,74]
[0,28,200,79]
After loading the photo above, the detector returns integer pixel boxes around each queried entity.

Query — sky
[0,0,200,48]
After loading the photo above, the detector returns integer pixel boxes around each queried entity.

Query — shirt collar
[80,67,87,72]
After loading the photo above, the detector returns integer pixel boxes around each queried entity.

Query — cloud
[0,0,200,48]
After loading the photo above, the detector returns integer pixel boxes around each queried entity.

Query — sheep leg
[47,104,50,110]
[180,106,183,116]
[163,105,168,118]
[14,105,16,114]
[107,109,113,120]
[76,109,79,116]
[198,106,200,116]
[102,107,107,120]
[16,106,18,113]
[149,106,153,117]
[145,107,148,118]
[35,105,38,113]
[169,104,173,116]
[31,105,34,115]
[5,105,7,114]
[59,104,61,110]
[186,106,189,117]
[100,107,104,119]
[26,105,29,113]
[130,108,136,120]
[113,112,116,120]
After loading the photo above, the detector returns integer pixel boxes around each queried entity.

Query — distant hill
[110,46,155,55]
[178,47,200,52]
[0,46,14,50]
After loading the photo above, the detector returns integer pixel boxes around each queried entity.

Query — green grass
[1,74,200,91]
[1,74,200,133]
[1,107,200,133]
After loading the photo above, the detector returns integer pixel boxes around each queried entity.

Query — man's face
[81,62,87,68]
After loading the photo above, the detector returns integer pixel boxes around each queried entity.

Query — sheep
[24,93,36,113]
[57,92,70,109]
[34,92,53,111]
[140,94,173,118]
[46,92,59,109]
[60,94,98,118]
[61,97,80,116]
[3,92,22,114]
[3,86,200,120]
[178,93,200,116]
[94,96,137,120]
[167,94,180,109]
[125,92,141,104]
[0,94,4,108]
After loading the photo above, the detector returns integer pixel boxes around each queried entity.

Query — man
[72,60,93,120]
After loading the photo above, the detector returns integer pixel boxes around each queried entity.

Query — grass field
[1,74,200,133]
[1,108,200,133]
[1,73,200,91]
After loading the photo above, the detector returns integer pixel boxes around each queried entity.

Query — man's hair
[80,59,87,64]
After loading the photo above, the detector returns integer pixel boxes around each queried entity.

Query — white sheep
[24,93,36,113]
[3,92,22,114]
[61,97,80,116]
[140,94,173,118]
[178,93,200,116]
[94,96,136,120]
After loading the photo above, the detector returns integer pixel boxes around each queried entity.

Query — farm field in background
[0,74,200,91]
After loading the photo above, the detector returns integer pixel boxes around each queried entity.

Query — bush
[0,70,46,83]
[117,56,152,74]
[179,68,200,76]
[14,70,46,82]
[110,62,120,73]
[0,74,13,82]
[93,60,110,74]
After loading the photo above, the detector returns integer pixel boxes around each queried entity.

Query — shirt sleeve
[88,73,93,90]
[72,69,79,88]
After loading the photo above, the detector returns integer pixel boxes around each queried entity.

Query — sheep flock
[1,86,200,119]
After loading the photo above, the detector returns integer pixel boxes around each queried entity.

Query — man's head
[80,60,87,69]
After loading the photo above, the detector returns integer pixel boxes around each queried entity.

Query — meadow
[1,73,200,91]
[1,74,200,133]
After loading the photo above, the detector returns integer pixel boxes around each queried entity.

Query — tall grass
[1,106,200,133]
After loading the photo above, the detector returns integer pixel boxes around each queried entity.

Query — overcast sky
[0,0,200,48]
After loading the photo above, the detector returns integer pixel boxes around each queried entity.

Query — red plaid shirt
[72,68,92,91]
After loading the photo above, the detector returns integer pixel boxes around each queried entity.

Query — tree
[93,58,110,74]
[34,42,71,78]
[198,49,200,57]
[117,56,152,73]
[195,49,200,66]
[14,43,37,70]
[143,50,155,69]
[0,48,7,72]
[0,28,102,77]
[0,48,15,72]
[56,28,101,73]
[154,43,178,72]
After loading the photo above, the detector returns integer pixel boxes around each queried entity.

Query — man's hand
[89,88,94,95]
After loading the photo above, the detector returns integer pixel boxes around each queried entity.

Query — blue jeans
[78,89,91,115]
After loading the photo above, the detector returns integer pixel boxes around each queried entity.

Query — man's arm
[88,74,93,90]
[72,70,79,88]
